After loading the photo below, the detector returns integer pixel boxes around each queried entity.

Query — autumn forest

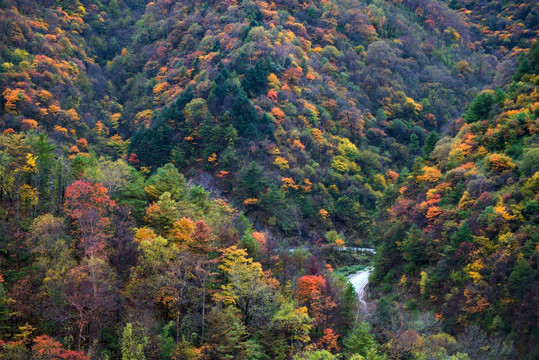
[0,0,537,359]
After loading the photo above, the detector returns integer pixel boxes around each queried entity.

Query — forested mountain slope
[121,0,504,240]
[1,0,535,241]
[371,42,538,357]
[0,0,537,358]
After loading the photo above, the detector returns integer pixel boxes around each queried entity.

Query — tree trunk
[201,288,206,342]
[78,320,84,352]
[176,311,180,343]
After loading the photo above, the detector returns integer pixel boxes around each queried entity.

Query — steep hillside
[117,0,511,242]
[0,0,148,157]
[371,43,539,357]
[446,0,537,55]
[0,0,537,358]
[1,0,534,243]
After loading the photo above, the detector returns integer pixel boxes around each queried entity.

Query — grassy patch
[334,264,367,277]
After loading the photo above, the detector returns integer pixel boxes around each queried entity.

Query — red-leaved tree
[64,180,115,256]
[32,335,88,360]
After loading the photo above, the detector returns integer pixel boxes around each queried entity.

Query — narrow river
[349,268,372,308]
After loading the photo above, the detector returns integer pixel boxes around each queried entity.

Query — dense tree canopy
[0,0,536,358]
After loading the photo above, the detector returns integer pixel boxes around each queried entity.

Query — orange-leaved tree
[295,275,336,332]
